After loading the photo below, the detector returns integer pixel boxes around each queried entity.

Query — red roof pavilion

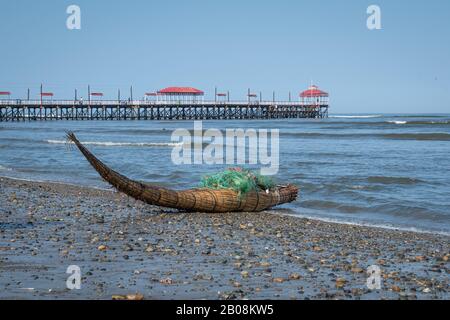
[157,87,204,95]
[300,85,328,98]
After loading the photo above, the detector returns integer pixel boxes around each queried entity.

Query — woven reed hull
[67,132,298,212]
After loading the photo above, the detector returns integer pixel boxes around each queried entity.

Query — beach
[0,176,448,300]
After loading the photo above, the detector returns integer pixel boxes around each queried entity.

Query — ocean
[1,114,449,234]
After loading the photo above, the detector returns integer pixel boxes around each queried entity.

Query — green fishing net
[200,168,275,196]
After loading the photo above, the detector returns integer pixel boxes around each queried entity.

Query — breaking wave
[387,120,407,125]
[386,120,450,125]
[0,165,12,171]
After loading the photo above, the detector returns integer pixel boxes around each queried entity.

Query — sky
[0,0,449,113]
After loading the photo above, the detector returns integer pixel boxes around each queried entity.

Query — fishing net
[200,168,275,196]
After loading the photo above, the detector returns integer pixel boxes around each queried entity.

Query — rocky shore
[0,176,448,300]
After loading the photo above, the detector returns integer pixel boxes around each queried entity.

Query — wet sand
[0,176,448,300]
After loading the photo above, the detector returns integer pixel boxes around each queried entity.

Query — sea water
[1,114,449,234]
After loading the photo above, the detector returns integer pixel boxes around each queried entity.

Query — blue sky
[0,0,449,113]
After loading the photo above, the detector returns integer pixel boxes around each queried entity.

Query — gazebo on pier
[300,85,329,105]
[157,87,204,103]
[0,91,11,99]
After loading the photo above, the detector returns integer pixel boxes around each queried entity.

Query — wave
[301,200,367,213]
[282,131,450,141]
[367,176,423,185]
[389,114,450,118]
[0,165,13,171]
[329,115,382,119]
[321,120,450,128]
[387,120,407,125]
[386,120,450,125]
[46,140,183,147]
[382,133,450,141]
[82,128,172,136]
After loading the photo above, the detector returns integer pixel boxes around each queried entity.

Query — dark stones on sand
[0,176,448,300]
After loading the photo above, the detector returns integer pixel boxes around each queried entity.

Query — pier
[0,85,329,121]
[0,100,328,121]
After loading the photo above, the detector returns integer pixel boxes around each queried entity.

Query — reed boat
[67,132,298,213]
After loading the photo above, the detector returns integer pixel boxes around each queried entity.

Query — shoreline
[277,212,450,237]
[0,176,448,299]
[2,174,448,237]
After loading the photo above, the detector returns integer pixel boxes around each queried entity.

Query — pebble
[351,267,364,273]
[391,285,401,292]
[289,273,301,280]
[159,278,173,285]
[335,278,347,288]
[112,293,144,300]
[123,244,133,251]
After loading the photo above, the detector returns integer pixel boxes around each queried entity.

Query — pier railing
[0,99,318,106]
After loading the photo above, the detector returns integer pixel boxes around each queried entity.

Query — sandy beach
[0,176,448,300]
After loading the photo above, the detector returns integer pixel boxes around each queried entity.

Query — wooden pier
[0,100,329,121]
